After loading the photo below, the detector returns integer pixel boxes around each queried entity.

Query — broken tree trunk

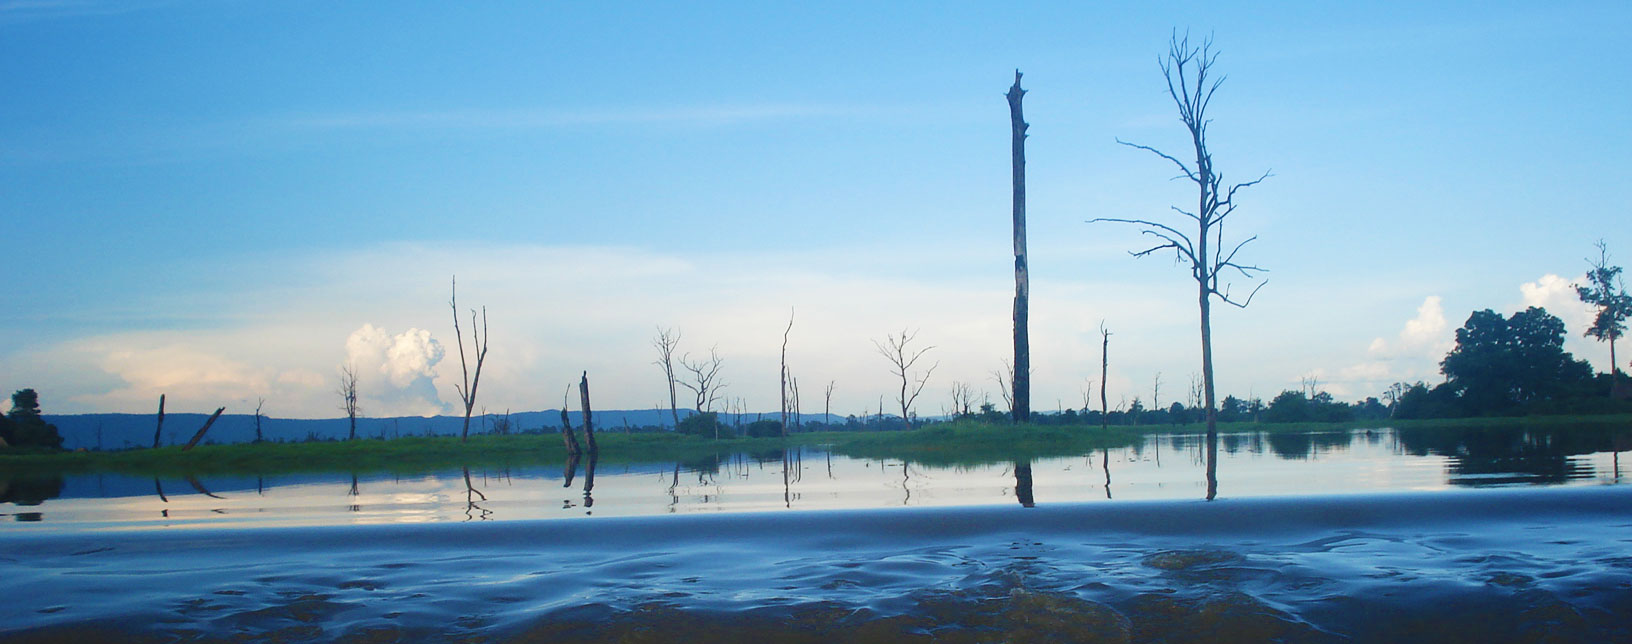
[181,407,225,452]
[1007,69,1031,423]
[579,371,598,454]
[560,385,582,455]
[153,394,166,448]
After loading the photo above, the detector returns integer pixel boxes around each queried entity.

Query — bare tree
[1089,34,1270,441]
[1007,69,1032,423]
[874,328,938,428]
[780,309,794,436]
[339,364,360,440]
[1080,379,1095,415]
[950,381,976,417]
[991,360,1014,413]
[1152,371,1163,413]
[824,380,836,426]
[253,397,265,443]
[1099,322,1111,432]
[450,276,490,443]
[1188,373,1204,410]
[677,346,726,412]
[652,327,683,429]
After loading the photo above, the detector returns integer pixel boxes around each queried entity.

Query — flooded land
[4,425,1631,642]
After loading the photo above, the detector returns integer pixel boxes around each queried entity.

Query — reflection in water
[462,466,490,521]
[1013,461,1034,508]
[1101,448,1111,499]
[1205,431,1218,501]
[7,424,1632,528]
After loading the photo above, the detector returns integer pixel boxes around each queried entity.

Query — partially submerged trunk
[181,407,225,452]
[579,372,597,454]
[152,394,166,449]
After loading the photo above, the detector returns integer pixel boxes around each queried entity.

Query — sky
[3,1,1630,420]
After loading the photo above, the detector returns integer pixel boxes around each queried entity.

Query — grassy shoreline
[4,414,1630,477]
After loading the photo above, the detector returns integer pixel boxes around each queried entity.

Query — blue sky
[3,1,1629,419]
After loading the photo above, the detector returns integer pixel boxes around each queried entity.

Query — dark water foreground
[3,486,1630,643]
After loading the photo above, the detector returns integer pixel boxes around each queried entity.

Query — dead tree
[560,384,581,455]
[991,362,1014,413]
[253,397,265,443]
[1099,322,1111,432]
[1090,34,1269,441]
[181,407,226,451]
[677,346,726,412]
[874,328,938,429]
[339,364,360,440]
[780,309,794,436]
[450,276,490,442]
[652,327,683,428]
[1152,372,1163,413]
[1007,69,1032,423]
[579,371,597,454]
[152,393,166,448]
[950,381,976,417]
[824,380,836,426]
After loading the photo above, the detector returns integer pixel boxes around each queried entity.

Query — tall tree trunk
[1007,69,1031,423]
[579,371,597,454]
[1099,326,1110,432]
[153,394,166,449]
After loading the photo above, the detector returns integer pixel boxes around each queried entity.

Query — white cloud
[344,324,447,417]
[1518,273,1605,369]
[1367,295,1452,361]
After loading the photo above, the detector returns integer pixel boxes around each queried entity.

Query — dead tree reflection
[582,453,597,510]
[1205,431,1219,501]
[1014,460,1035,508]
[463,466,491,521]
[185,475,224,499]
[348,473,360,513]
[1102,447,1112,499]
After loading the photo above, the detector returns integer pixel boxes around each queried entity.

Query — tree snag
[450,276,490,442]
[1007,68,1032,423]
[652,327,683,428]
[1090,33,1269,446]
[152,393,166,449]
[874,328,938,429]
[339,364,360,440]
[780,308,794,437]
[579,371,597,454]
[560,384,581,455]
[181,406,225,451]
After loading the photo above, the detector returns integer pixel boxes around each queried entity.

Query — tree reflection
[1013,460,1034,508]
[1205,430,1218,501]
[1395,425,1630,487]
[462,466,491,521]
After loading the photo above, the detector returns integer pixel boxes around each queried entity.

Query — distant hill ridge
[43,408,836,450]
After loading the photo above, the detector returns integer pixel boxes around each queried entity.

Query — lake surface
[5,426,1630,530]
[4,425,1632,642]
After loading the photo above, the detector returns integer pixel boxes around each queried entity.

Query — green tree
[1440,307,1592,414]
[1574,240,1632,396]
[3,389,64,450]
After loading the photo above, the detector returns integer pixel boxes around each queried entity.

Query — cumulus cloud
[344,324,447,417]
[1519,273,1603,367]
[1368,295,1451,360]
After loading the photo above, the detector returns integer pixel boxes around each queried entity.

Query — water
[6,427,1628,530]
[4,425,1632,642]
